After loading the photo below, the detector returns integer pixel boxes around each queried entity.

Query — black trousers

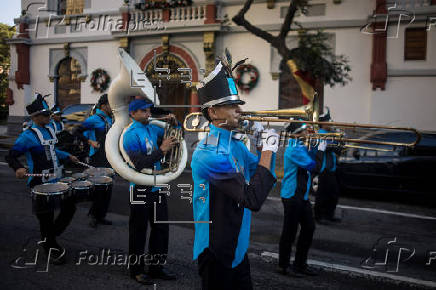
[314,171,339,220]
[88,152,112,220]
[198,249,253,290]
[35,200,76,248]
[129,186,169,276]
[279,197,315,269]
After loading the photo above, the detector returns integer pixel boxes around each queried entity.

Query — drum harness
[30,126,63,183]
[96,113,110,133]
[51,120,65,134]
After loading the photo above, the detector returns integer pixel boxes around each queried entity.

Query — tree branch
[232,0,279,49]
[279,0,301,39]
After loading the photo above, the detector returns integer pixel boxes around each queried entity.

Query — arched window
[56,57,81,108]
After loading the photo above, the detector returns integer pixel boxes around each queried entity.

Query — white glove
[262,128,279,153]
[251,122,264,135]
[251,122,264,147]
[318,140,327,152]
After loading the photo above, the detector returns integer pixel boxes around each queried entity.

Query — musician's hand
[252,122,264,148]
[88,140,100,148]
[166,113,177,126]
[16,168,27,179]
[318,140,327,152]
[160,136,177,154]
[262,128,279,153]
[69,155,80,163]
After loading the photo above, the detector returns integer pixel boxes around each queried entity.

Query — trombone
[183,108,421,150]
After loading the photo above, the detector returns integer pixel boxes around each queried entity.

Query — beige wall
[324,27,373,124]
[81,40,120,104]
[370,77,436,131]
[218,31,279,112]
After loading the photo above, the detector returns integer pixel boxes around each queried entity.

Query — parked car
[60,104,94,159]
[335,131,436,205]
[62,103,94,132]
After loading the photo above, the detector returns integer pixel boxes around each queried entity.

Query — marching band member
[278,123,325,277]
[48,105,65,135]
[74,94,113,228]
[314,108,342,224]
[191,60,278,289]
[122,99,178,285]
[6,94,79,264]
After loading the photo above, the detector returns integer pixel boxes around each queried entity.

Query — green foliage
[291,29,352,88]
[0,23,15,112]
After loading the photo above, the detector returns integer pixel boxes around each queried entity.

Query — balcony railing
[169,5,206,21]
[131,3,209,24]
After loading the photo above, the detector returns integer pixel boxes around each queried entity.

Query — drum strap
[52,120,65,134]
[96,113,110,133]
[30,127,63,182]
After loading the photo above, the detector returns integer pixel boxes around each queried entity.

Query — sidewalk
[0,125,16,149]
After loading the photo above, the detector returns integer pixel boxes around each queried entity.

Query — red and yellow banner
[286,59,316,105]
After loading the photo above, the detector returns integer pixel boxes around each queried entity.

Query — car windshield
[62,104,93,115]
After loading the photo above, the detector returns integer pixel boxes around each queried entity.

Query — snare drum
[31,182,71,214]
[85,167,115,178]
[72,172,88,181]
[88,176,113,202]
[71,180,94,203]
[59,177,76,185]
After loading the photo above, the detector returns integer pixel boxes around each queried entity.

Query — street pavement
[1,162,435,289]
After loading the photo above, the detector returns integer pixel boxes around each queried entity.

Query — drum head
[60,177,76,184]
[72,172,88,180]
[32,182,70,195]
[85,167,115,177]
[88,176,112,185]
[72,180,93,189]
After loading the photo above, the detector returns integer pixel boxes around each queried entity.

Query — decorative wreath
[235,64,259,94]
[90,69,111,93]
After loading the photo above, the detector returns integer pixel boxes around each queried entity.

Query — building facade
[6,0,436,135]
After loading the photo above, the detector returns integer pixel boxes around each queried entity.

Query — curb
[259,251,436,289]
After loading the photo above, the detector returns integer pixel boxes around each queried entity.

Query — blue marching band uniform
[278,135,324,277]
[191,59,279,289]
[6,94,76,264]
[74,94,114,226]
[5,59,336,287]
[314,109,342,223]
[122,99,177,284]
[48,105,65,135]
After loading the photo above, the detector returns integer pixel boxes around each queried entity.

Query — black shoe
[288,267,305,278]
[327,217,342,223]
[277,266,303,277]
[294,265,319,276]
[149,267,177,280]
[89,217,98,228]
[276,266,288,275]
[97,218,112,225]
[131,273,154,285]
